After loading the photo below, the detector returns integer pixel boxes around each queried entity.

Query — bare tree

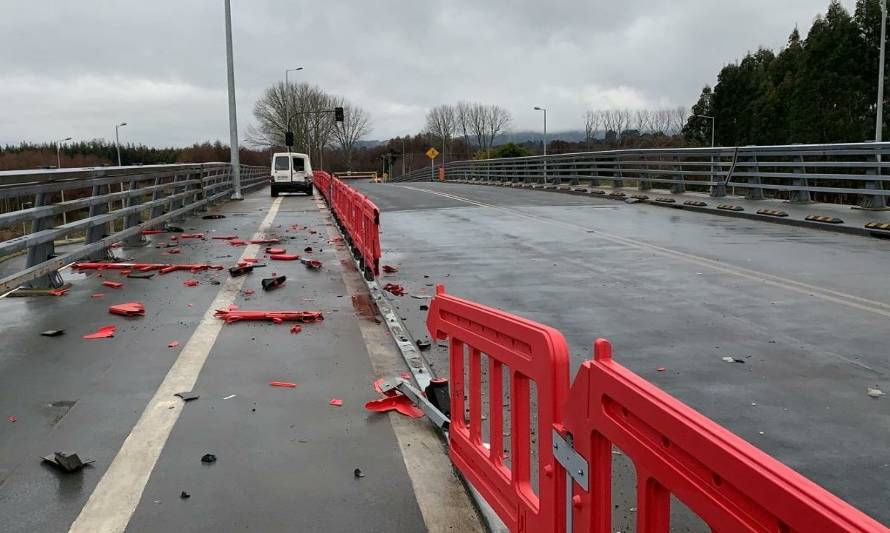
[425,104,456,161]
[455,101,473,150]
[634,109,652,133]
[584,110,602,149]
[651,109,673,135]
[670,106,689,135]
[331,102,371,171]
[484,105,512,150]
[248,81,343,166]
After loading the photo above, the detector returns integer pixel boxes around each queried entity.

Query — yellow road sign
[426,147,440,159]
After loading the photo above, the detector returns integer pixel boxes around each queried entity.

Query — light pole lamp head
[534,106,545,111]
[119,122,127,127]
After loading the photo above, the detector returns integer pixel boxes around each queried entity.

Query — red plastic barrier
[313,170,380,278]
[427,284,570,533]
[562,339,887,533]
[426,286,889,533]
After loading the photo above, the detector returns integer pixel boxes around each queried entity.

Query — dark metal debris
[180,491,191,499]
[41,329,65,337]
[202,214,226,219]
[42,451,94,472]
[201,453,217,464]
[174,391,200,402]
[353,468,365,478]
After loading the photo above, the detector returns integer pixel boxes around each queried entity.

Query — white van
[270,152,313,196]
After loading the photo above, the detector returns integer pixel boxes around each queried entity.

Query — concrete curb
[457,181,890,240]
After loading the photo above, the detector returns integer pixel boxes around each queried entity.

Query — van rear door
[272,155,291,183]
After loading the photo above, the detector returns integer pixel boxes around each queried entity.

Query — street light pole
[284,67,303,147]
[56,137,72,169]
[534,106,547,181]
[877,0,887,142]
[115,123,127,166]
[224,0,242,200]
[693,114,715,147]
[56,136,72,225]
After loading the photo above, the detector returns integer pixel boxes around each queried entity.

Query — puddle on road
[46,400,77,426]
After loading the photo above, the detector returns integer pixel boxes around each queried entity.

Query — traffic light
[285,131,294,147]
[334,107,344,122]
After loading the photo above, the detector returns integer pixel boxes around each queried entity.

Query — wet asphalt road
[352,179,890,526]
[0,188,425,532]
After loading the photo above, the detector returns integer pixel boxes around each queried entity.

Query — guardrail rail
[391,142,890,209]
[0,163,267,293]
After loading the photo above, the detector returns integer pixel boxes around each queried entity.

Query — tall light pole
[534,106,547,181]
[56,137,72,169]
[57,136,72,225]
[224,0,242,200]
[284,67,303,148]
[876,0,887,142]
[115,122,127,166]
[694,114,715,147]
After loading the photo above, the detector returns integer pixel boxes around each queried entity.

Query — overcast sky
[0,1,856,147]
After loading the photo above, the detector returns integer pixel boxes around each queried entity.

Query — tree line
[0,140,271,171]
[683,0,886,146]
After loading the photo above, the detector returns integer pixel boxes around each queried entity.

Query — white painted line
[68,196,283,533]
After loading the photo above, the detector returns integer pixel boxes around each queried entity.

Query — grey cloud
[0,0,854,147]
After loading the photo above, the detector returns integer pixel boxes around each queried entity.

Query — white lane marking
[68,197,283,533]
[396,184,890,319]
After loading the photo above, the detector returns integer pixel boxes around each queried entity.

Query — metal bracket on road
[378,377,450,431]
[552,429,589,491]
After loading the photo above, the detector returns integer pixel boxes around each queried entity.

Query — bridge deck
[353,180,890,527]
[0,188,478,532]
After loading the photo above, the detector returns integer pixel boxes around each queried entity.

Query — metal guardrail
[390,142,890,209]
[0,163,268,292]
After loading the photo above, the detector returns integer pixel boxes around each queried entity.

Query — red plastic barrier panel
[561,339,888,533]
[427,284,570,533]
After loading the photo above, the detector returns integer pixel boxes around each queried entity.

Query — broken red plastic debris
[213,309,324,324]
[269,381,296,388]
[242,258,258,264]
[84,324,116,339]
[300,258,322,269]
[382,283,406,296]
[102,281,124,289]
[212,235,238,240]
[91,293,104,298]
[108,302,145,317]
[168,340,179,348]
[364,396,424,418]
[169,235,179,241]
[229,239,248,246]
[243,288,255,295]
[119,269,132,276]
[142,229,165,235]
[183,279,199,287]
[656,367,666,372]
[269,254,299,261]
[180,233,204,239]
[8,415,17,422]
[265,247,285,254]
[382,265,398,273]
[289,324,302,334]
[164,248,182,255]
[48,288,69,296]
[250,238,280,244]
[329,398,343,407]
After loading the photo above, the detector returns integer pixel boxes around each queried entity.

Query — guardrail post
[613,157,624,189]
[860,152,887,209]
[169,174,185,221]
[569,159,579,185]
[709,152,726,197]
[123,178,147,247]
[789,154,812,203]
[639,159,651,191]
[589,157,599,187]
[84,184,115,260]
[671,156,685,193]
[23,191,64,288]
[745,153,764,200]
